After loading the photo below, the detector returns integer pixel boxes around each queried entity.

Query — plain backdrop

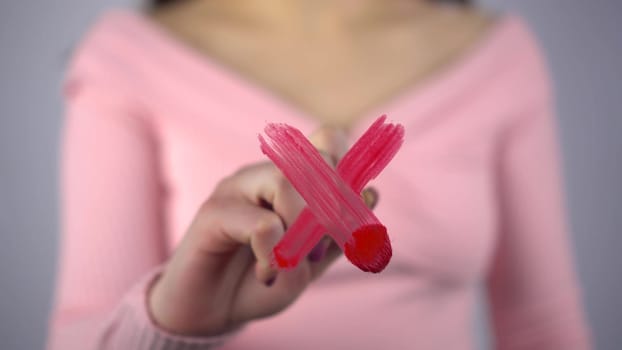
[1,1,620,349]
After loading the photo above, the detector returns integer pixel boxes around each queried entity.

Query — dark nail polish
[265,276,276,287]
[308,242,327,262]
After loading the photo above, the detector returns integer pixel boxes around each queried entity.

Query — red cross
[259,115,404,273]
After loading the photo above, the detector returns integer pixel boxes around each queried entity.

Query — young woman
[48,0,591,348]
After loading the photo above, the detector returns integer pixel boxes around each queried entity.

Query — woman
[48,0,591,349]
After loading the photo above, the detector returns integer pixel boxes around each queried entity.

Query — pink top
[48,10,591,350]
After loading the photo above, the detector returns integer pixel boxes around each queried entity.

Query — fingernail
[362,187,379,209]
[265,276,276,287]
[308,241,327,262]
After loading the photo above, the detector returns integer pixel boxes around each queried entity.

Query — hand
[148,127,378,336]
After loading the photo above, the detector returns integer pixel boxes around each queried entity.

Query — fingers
[308,126,348,165]
[361,186,379,209]
[189,199,283,283]
[250,214,283,284]
[206,162,309,283]
[202,128,377,285]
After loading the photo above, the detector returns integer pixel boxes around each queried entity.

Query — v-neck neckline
[107,9,517,139]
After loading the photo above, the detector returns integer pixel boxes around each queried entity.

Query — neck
[189,0,430,33]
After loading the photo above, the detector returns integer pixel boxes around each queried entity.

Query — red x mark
[259,115,404,273]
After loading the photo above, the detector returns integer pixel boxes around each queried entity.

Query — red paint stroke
[259,115,404,273]
[271,116,404,270]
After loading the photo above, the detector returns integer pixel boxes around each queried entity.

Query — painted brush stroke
[259,115,404,273]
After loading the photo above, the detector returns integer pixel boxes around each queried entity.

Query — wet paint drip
[259,115,404,273]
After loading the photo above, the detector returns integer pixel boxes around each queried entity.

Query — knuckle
[213,177,234,196]
[232,163,252,177]
[216,171,242,190]
[197,198,217,217]
[194,199,221,227]
[234,161,271,177]
[275,174,293,195]
[253,214,284,240]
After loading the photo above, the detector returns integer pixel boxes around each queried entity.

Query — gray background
[0,0,620,349]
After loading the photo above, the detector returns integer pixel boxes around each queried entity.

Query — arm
[486,89,592,349]
[48,79,227,349]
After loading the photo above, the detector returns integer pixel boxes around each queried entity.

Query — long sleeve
[486,85,591,348]
[47,79,228,349]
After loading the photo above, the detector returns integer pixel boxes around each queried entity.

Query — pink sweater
[48,10,591,350]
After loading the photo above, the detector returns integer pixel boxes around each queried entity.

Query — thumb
[308,126,348,166]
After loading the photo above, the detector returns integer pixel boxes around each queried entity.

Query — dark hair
[150,0,176,6]
[150,0,470,8]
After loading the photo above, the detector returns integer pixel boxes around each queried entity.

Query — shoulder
[491,14,554,103]
[430,6,550,75]
[65,10,150,94]
[468,13,557,128]
[439,7,553,106]
[67,10,129,72]
[444,7,498,34]
[417,8,555,125]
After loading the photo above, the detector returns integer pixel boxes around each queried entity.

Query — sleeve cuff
[99,266,238,349]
